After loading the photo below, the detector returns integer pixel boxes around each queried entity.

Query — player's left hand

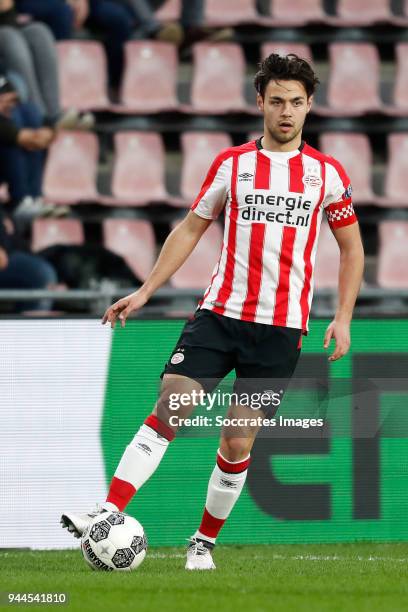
[323,320,350,361]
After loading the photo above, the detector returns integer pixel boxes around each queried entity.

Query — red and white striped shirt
[191,138,358,334]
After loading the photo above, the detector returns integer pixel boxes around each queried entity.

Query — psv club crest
[302,167,323,189]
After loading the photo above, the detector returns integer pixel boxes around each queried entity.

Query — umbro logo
[220,478,238,488]
[136,443,152,455]
[239,172,253,181]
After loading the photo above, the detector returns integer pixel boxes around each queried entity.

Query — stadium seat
[103,219,156,282]
[378,134,408,207]
[171,221,223,289]
[269,0,328,25]
[109,132,170,206]
[321,44,383,116]
[31,219,84,253]
[331,0,392,25]
[386,44,408,116]
[155,0,180,21]
[180,132,233,203]
[205,0,263,26]
[319,133,378,205]
[119,42,179,113]
[377,222,408,288]
[57,41,110,111]
[314,220,339,289]
[261,42,313,64]
[43,132,100,205]
[190,43,252,114]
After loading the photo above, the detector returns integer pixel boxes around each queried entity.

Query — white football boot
[60,502,117,539]
[185,537,216,570]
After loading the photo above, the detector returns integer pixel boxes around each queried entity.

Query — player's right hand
[101,289,148,329]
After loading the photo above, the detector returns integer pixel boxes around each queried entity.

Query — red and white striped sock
[105,415,175,511]
[194,450,251,545]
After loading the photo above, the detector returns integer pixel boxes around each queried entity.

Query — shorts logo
[302,174,323,189]
[171,352,185,365]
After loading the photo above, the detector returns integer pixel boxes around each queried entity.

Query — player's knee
[157,374,201,422]
[151,385,185,435]
[220,437,252,462]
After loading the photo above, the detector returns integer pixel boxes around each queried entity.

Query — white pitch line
[148,553,408,563]
[1,552,408,563]
[149,553,185,559]
[258,554,408,563]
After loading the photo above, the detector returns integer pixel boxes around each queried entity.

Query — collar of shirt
[255,137,305,160]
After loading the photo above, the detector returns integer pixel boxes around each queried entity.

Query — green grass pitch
[2,544,408,612]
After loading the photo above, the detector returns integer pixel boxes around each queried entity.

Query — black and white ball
[81,511,147,571]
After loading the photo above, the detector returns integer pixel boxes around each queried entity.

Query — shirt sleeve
[323,158,358,230]
[190,151,232,220]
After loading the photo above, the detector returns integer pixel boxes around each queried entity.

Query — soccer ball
[81,511,147,571]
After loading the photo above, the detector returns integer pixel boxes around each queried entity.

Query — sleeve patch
[343,184,353,200]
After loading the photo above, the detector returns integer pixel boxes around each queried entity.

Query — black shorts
[161,309,302,414]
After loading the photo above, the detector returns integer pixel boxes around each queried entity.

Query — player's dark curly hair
[254,53,320,99]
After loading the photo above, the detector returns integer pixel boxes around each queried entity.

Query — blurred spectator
[68,0,90,30]
[83,0,232,89]
[256,0,270,15]
[15,0,231,91]
[38,242,142,291]
[85,0,140,89]
[0,83,65,218]
[0,206,60,312]
[117,0,185,41]
[0,0,93,128]
[83,0,181,90]
[144,0,233,49]
[14,0,75,40]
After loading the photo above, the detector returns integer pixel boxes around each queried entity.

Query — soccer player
[61,54,364,569]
